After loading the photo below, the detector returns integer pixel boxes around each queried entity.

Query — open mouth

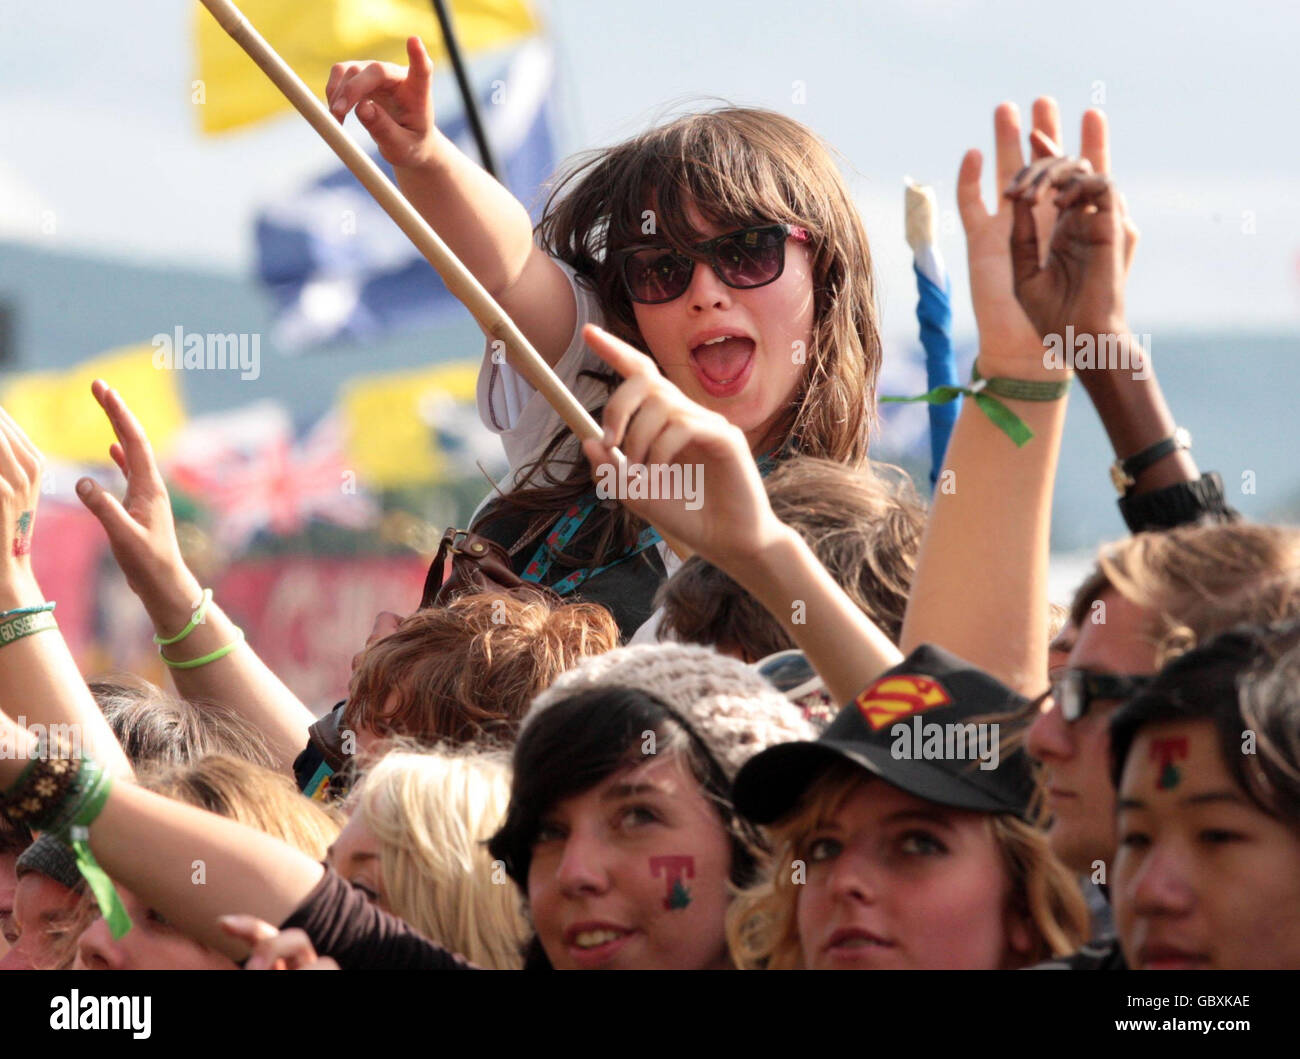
[689,335,756,398]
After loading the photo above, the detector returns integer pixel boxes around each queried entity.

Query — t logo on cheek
[1149,737,1190,790]
[649,855,695,911]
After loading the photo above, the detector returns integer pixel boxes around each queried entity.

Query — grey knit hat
[15,833,84,893]
[523,643,816,785]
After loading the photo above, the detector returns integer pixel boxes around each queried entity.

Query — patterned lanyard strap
[521,445,787,597]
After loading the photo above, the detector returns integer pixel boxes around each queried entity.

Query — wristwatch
[1109,427,1192,495]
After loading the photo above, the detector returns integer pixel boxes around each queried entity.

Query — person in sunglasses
[1027,523,1300,883]
[1024,522,1300,969]
[326,41,881,640]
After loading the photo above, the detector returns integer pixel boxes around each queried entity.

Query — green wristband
[153,588,214,646]
[51,760,132,940]
[160,627,245,670]
[881,367,1070,448]
[0,609,58,646]
[970,364,1072,401]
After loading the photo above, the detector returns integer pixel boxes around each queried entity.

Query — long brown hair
[478,105,882,569]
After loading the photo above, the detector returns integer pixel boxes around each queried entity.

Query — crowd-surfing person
[0,66,1290,975]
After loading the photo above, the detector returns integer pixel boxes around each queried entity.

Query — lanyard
[520,447,785,597]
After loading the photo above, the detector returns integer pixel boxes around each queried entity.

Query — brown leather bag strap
[420,527,560,610]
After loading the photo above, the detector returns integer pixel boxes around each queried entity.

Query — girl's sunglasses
[616,223,810,305]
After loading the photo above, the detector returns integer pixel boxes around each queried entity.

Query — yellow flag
[195,0,538,134]
[0,345,186,464]
[340,360,479,488]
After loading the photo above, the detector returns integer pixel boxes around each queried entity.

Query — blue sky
[1,0,1297,345]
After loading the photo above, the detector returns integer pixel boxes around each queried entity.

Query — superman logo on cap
[855,675,952,730]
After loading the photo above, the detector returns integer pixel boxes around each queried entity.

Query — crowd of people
[2,39,1296,972]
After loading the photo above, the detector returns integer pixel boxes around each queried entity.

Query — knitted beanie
[523,643,816,785]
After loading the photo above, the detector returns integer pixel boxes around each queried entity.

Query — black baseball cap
[733,644,1038,824]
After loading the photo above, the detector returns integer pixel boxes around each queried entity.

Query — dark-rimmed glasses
[1048,669,1153,722]
[616,223,810,305]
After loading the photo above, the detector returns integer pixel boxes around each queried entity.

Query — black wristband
[1118,472,1239,534]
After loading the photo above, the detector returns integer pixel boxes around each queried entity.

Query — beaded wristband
[160,626,245,670]
[153,588,214,646]
[0,601,55,620]
[0,739,132,937]
[0,609,58,647]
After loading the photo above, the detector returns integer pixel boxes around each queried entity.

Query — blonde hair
[46,756,340,969]
[1071,524,1300,666]
[727,762,1088,969]
[351,745,530,970]
[141,755,341,859]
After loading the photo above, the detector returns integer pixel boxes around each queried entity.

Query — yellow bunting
[1,345,185,464]
[339,360,479,488]
[195,0,539,134]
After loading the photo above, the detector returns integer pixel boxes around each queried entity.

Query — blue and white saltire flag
[255,39,557,351]
[904,178,959,490]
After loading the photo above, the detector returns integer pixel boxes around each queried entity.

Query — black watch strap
[1118,471,1239,534]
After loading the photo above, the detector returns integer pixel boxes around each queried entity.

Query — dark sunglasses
[615,223,810,305]
[1049,669,1153,722]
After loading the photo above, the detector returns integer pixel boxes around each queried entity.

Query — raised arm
[578,324,902,703]
[0,410,131,778]
[326,36,575,365]
[74,381,314,773]
[899,100,1087,695]
[0,709,322,958]
[1010,109,1230,534]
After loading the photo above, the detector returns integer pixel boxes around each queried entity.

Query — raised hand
[75,380,198,613]
[579,325,784,571]
[956,101,1068,382]
[1005,108,1138,342]
[219,915,339,971]
[0,406,44,596]
[326,36,440,169]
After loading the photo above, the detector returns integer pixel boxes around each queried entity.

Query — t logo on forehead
[1149,737,1190,790]
[855,675,952,731]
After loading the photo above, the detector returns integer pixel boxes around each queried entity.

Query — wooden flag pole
[197,0,596,441]
[196,0,693,560]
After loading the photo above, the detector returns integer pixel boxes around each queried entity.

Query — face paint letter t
[1150,736,1190,790]
[649,855,695,910]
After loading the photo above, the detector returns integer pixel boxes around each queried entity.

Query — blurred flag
[340,360,506,488]
[255,38,556,349]
[194,0,539,134]
[167,402,376,551]
[0,345,185,464]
